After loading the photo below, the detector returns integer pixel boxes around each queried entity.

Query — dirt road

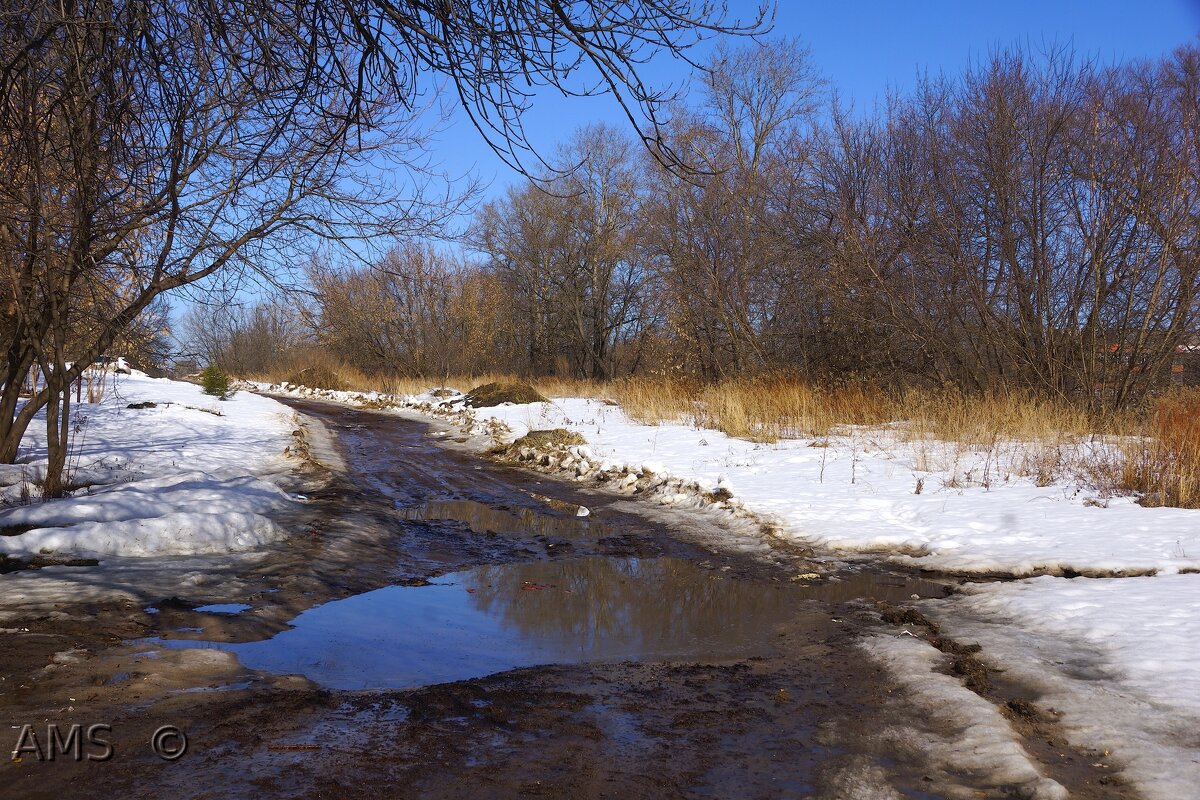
[0,399,1131,798]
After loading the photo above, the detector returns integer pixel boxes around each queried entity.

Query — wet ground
[0,399,1132,798]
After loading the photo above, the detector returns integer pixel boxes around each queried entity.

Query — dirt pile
[463,382,547,407]
[512,429,586,449]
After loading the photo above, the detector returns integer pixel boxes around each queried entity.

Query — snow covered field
[264,384,1196,800]
[0,372,299,559]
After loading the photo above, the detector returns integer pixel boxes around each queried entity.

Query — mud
[0,397,1138,798]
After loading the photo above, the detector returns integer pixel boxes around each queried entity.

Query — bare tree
[0,0,769,495]
[645,39,823,377]
[305,245,491,377]
[475,125,658,379]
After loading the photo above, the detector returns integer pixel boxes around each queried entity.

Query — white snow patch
[0,509,286,558]
[861,634,1067,799]
[0,373,298,560]
[399,396,1199,578]
[927,574,1200,800]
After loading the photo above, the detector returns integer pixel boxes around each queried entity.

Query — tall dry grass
[609,375,894,441]
[242,354,1197,507]
[609,376,1104,444]
[1116,389,1200,508]
[246,351,606,400]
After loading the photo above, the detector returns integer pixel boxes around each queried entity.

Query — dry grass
[608,375,1103,445]
[1116,389,1200,508]
[511,429,588,449]
[242,355,1198,507]
[608,374,894,441]
[900,390,1097,444]
[249,355,602,400]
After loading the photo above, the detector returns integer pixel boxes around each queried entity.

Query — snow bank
[255,383,1200,578]
[0,373,298,559]
[260,380,1200,797]
[927,574,1200,800]
[0,509,285,557]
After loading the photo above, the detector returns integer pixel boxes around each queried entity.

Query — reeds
[1117,389,1200,508]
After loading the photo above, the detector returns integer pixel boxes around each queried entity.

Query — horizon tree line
[218,41,1199,415]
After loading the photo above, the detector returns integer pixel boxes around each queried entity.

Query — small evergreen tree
[200,365,235,400]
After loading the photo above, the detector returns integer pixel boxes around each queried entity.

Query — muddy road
[0,399,1127,798]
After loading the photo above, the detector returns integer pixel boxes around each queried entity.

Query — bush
[1119,389,1200,508]
[200,365,235,400]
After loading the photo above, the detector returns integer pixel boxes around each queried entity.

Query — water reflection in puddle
[150,557,944,691]
[194,603,252,614]
[399,499,607,537]
[154,557,791,688]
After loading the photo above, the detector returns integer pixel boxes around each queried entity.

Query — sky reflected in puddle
[151,556,944,690]
[194,603,252,614]
[155,557,802,689]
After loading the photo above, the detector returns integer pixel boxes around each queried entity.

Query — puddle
[151,557,795,689]
[524,491,590,516]
[399,500,607,538]
[194,603,252,614]
[146,557,943,691]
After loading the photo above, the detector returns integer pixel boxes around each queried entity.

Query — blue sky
[175,1,1200,337]
[428,0,1200,206]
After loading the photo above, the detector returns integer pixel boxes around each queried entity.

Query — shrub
[200,365,235,400]
[1119,389,1200,508]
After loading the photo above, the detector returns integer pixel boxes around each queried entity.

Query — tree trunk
[40,378,71,499]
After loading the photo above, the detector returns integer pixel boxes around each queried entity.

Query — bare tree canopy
[277,43,1199,415]
[0,0,770,495]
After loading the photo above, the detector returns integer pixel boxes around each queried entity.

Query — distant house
[1092,337,1199,402]
[1174,343,1200,386]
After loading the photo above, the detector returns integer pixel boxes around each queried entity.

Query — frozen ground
[0,372,298,559]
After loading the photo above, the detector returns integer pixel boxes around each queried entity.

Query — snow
[395,396,1200,578]
[925,574,1200,800]
[393,388,1200,799]
[0,372,299,559]
[860,634,1068,799]
[257,380,1200,797]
